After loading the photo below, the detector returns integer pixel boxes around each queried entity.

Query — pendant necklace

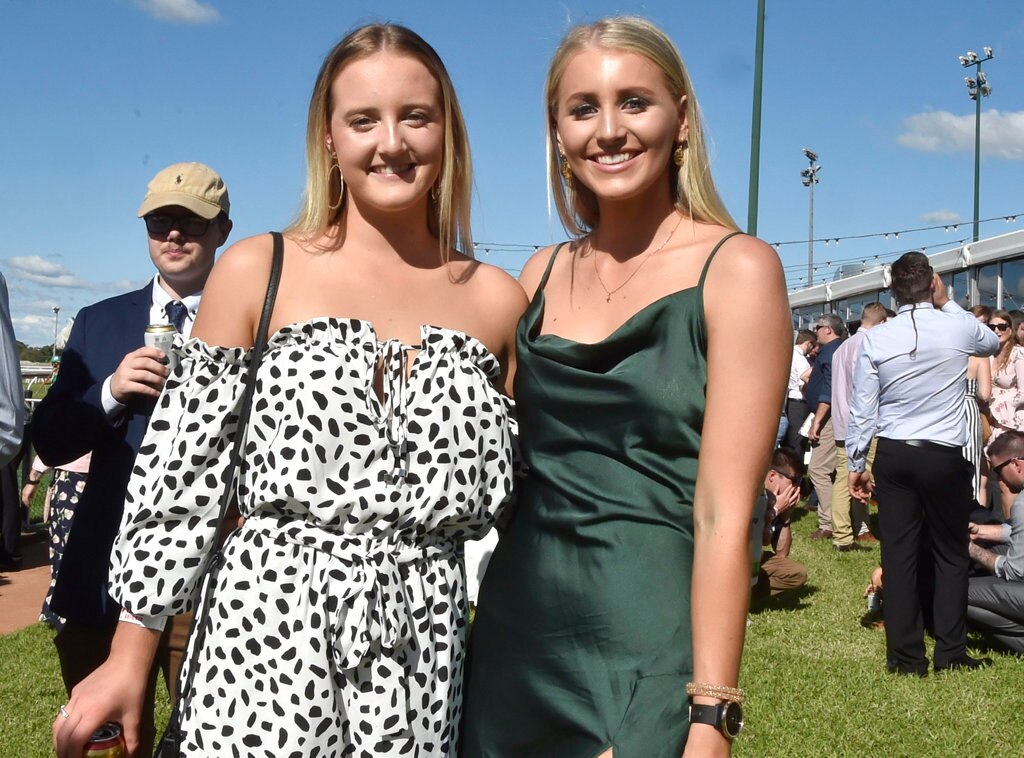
[591,213,684,303]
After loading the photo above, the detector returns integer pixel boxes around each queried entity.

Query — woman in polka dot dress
[53,24,525,758]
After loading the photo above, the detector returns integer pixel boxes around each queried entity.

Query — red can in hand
[84,722,126,757]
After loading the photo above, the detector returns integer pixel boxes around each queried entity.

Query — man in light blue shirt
[847,251,998,675]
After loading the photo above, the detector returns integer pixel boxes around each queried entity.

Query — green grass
[738,507,1024,756]
[2,505,1021,756]
[0,623,171,757]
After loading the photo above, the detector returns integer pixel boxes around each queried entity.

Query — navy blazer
[33,282,156,626]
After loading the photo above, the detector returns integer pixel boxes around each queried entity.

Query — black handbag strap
[156,231,285,757]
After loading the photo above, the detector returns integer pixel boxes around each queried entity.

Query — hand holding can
[144,324,178,371]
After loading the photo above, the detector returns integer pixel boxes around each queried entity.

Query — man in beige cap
[33,162,231,754]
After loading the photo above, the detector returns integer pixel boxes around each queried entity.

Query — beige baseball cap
[137,162,230,220]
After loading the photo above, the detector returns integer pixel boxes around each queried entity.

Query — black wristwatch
[689,700,744,741]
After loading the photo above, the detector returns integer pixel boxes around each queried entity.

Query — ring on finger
[59,704,71,719]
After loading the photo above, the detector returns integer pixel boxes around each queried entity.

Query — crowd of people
[0,13,1013,758]
[783,253,1024,676]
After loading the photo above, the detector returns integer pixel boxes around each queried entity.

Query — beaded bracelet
[686,682,746,704]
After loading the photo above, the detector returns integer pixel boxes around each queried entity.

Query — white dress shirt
[100,276,202,417]
[847,300,999,473]
[788,346,811,400]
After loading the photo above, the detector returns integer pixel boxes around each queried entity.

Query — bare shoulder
[193,233,278,347]
[704,233,782,284]
[455,258,529,325]
[208,233,277,286]
[702,233,784,305]
[520,243,570,300]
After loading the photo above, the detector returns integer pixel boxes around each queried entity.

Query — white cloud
[6,256,95,289]
[898,110,1024,160]
[134,0,220,24]
[920,210,963,224]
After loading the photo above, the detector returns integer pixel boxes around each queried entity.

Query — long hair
[992,308,1016,374]
[287,24,473,261]
[544,16,737,236]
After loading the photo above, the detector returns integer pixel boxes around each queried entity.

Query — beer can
[867,590,882,614]
[144,323,179,371]
[84,721,127,757]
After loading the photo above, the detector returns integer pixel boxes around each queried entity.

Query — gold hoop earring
[559,154,573,181]
[673,143,686,167]
[328,155,344,212]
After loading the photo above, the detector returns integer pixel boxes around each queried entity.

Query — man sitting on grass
[967,430,1024,654]
[754,447,808,599]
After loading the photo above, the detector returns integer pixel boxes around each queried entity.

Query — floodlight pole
[801,150,821,287]
[960,48,994,242]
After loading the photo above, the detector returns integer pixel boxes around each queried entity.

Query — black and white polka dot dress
[109,318,516,757]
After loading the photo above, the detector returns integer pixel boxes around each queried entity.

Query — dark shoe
[833,543,865,553]
[887,660,928,677]
[809,529,833,540]
[935,655,992,673]
[856,532,879,543]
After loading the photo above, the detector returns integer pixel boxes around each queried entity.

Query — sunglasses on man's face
[815,324,829,332]
[990,322,1011,332]
[144,213,215,237]
[991,456,1024,476]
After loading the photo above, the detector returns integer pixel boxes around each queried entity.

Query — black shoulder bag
[154,231,285,757]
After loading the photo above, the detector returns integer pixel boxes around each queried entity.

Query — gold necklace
[590,213,684,303]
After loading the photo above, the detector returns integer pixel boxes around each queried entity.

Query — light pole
[960,47,994,243]
[51,306,60,360]
[800,149,821,287]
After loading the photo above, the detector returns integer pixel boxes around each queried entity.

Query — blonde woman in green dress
[463,17,790,758]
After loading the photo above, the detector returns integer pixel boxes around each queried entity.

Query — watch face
[722,701,744,738]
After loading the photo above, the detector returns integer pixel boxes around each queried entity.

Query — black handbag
[154,231,284,757]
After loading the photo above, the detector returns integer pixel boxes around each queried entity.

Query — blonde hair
[545,16,738,236]
[288,24,473,261]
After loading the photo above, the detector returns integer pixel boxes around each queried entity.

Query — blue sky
[3,0,1023,345]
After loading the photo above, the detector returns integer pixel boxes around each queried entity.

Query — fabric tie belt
[242,513,457,738]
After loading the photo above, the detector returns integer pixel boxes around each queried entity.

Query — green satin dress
[462,233,741,758]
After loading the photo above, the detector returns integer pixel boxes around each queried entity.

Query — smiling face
[553,48,686,208]
[327,52,444,220]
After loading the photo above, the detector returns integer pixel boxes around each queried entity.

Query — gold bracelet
[686,682,746,704]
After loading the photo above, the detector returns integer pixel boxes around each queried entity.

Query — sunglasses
[992,456,1024,476]
[990,322,1011,332]
[770,468,802,487]
[144,213,216,237]
[815,324,829,332]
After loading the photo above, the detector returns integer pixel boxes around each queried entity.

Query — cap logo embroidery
[175,175,183,184]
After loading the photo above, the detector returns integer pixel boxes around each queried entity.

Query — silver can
[144,323,179,371]
[867,590,882,614]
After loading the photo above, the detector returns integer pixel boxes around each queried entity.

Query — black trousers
[875,438,974,670]
[0,462,20,559]
[784,398,809,452]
